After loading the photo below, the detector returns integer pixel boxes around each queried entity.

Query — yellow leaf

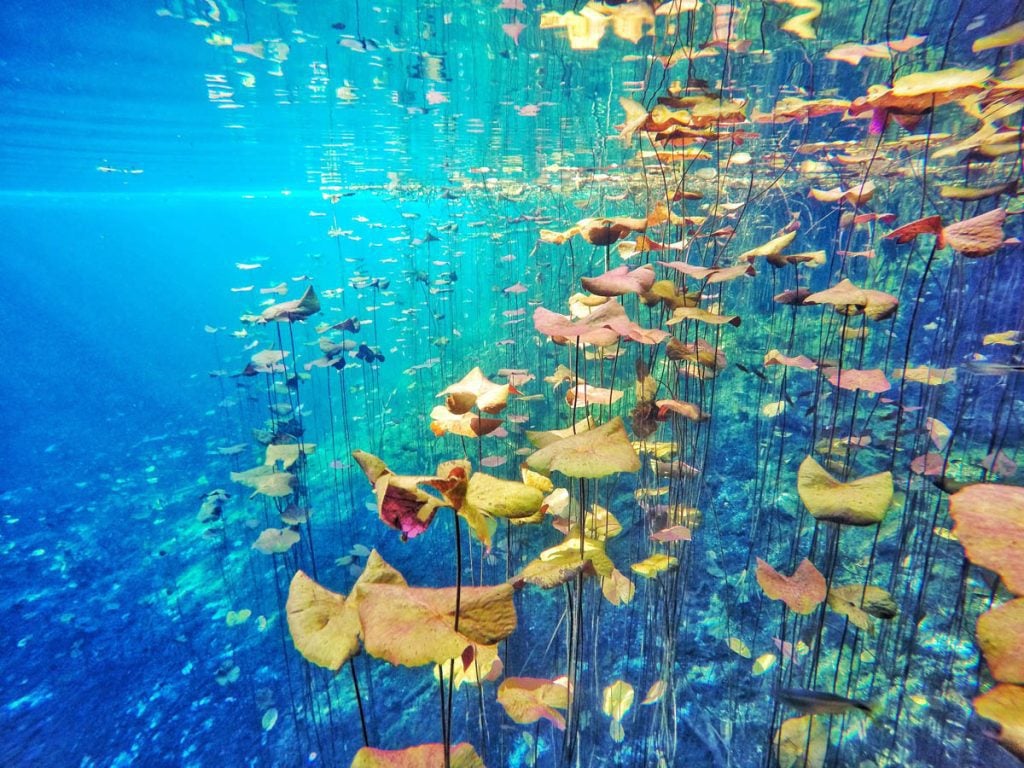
[601,568,636,606]
[642,679,667,705]
[797,455,893,526]
[727,637,752,658]
[497,677,570,729]
[631,553,678,578]
[973,20,1024,52]
[264,442,316,469]
[356,581,517,668]
[752,653,777,675]
[602,679,635,721]
[775,716,827,768]
[984,330,1023,346]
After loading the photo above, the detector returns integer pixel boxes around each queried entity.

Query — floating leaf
[764,349,818,371]
[351,743,486,768]
[429,405,503,438]
[497,677,570,729]
[775,715,827,768]
[977,599,1024,683]
[565,382,624,408]
[631,553,678,578]
[827,584,898,631]
[949,484,1024,595]
[654,399,709,421]
[649,525,691,542]
[525,416,596,448]
[286,552,405,670]
[973,684,1024,761]
[357,581,516,667]
[797,456,894,526]
[944,208,1007,257]
[603,679,635,720]
[232,466,297,498]
[536,533,614,579]
[435,643,503,689]
[372,471,447,541]
[755,558,827,614]
[553,503,623,541]
[666,306,741,327]
[740,230,798,262]
[264,442,316,470]
[261,708,278,731]
[526,417,640,478]
[824,367,891,394]
[980,450,1018,477]
[226,609,252,626]
[804,278,898,320]
[895,365,957,385]
[884,215,945,246]
[581,264,657,297]
[513,552,590,589]
[983,330,1024,347]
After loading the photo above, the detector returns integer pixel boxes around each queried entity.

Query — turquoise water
[2,0,1023,766]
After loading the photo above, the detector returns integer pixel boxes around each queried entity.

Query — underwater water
[3,0,1024,766]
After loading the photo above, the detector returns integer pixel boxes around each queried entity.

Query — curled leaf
[497,677,570,729]
[797,456,894,526]
[755,558,826,614]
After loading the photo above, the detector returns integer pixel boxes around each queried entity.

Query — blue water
[3,0,1024,766]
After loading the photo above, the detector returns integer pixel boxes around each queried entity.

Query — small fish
[735,362,768,381]
[777,688,874,716]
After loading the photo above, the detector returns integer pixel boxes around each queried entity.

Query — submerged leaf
[286,551,405,671]
[252,527,300,554]
[286,571,360,670]
[642,680,667,705]
[463,472,545,520]
[438,367,512,415]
